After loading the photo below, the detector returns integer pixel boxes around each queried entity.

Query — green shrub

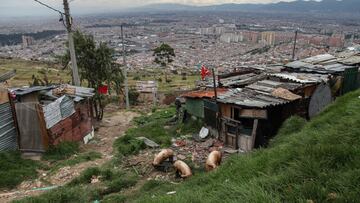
[133,75,141,80]
[104,175,138,194]
[102,194,127,203]
[51,151,102,173]
[14,185,102,203]
[113,134,146,156]
[128,88,140,105]
[68,167,101,186]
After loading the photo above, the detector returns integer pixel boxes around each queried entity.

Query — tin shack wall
[185,98,204,118]
[48,100,93,145]
[0,89,18,152]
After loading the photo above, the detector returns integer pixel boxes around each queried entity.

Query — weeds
[42,141,80,162]
[0,152,43,189]
[114,107,203,156]
[50,151,102,173]
[113,134,146,156]
[18,166,139,203]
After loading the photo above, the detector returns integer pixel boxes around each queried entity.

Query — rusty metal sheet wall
[48,102,92,146]
[15,102,44,152]
[0,102,18,152]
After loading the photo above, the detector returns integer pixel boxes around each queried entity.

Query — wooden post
[251,119,259,149]
[35,104,49,150]
[212,68,218,102]
[63,0,80,86]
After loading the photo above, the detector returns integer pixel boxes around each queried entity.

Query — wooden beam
[0,89,9,105]
[239,109,267,119]
[35,104,50,150]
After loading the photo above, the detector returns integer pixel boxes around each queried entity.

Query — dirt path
[0,108,139,203]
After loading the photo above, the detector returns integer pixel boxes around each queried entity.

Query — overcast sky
[0,0,295,17]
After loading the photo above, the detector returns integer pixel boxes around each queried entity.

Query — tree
[58,30,123,120]
[153,43,175,83]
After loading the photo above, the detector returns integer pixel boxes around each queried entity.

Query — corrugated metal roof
[220,73,266,87]
[51,85,95,99]
[182,88,228,99]
[0,102,18,152]
[43,98,62,129]
[218,80,302,108]
[338,55,360,65]
[66,85,95,98]
[218,88,291,108]
[43,95,75,129]
[60,96,75,119]
[12,86,54,96]
[0,70,16,83]
[286,61,316,70]
[302,54,336,64]
[286,54,358,74]
[268,72,329,84]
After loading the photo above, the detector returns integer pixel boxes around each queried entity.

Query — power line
[33,0,65,15]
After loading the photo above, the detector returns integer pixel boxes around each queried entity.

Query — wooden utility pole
[212,68,218,102]
[292,30,298,61]
[121,25,130,109]
[63,0,80,86]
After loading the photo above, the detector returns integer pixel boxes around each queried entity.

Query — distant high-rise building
[22,35,34,48]
[220,32,244,43]
[261,32,276,46]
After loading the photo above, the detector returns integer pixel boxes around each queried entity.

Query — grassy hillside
[130,89,360,202]
[0,58,71,87]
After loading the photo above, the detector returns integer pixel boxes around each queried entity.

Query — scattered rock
[91,176,100,184]
[201,139,214,148]
[199,127,209,139]
[137,137,160,148]
[224,148,238,154]
[163,126,171,129]
[177,154,186,160]
[173,140,186,147]
[166,191,176,195]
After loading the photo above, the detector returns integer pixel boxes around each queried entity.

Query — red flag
[201,64,211,80]
[98,85,108,95]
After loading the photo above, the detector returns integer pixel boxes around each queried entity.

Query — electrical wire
[33,0,65,15]
[33,0,68,29]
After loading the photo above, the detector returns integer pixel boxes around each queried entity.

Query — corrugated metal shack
[285,53,360,95]
[184,52,360,151]
[0,88,18,152]
[217,79,308,152]
[10,85,95,153]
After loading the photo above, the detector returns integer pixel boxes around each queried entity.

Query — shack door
[342,67,359,94]
[0,89,18,152]
[15,103,46,152]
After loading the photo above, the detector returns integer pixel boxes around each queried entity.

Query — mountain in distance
[135,0,360,14]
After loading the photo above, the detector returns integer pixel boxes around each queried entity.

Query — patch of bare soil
[0,106,139,203]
